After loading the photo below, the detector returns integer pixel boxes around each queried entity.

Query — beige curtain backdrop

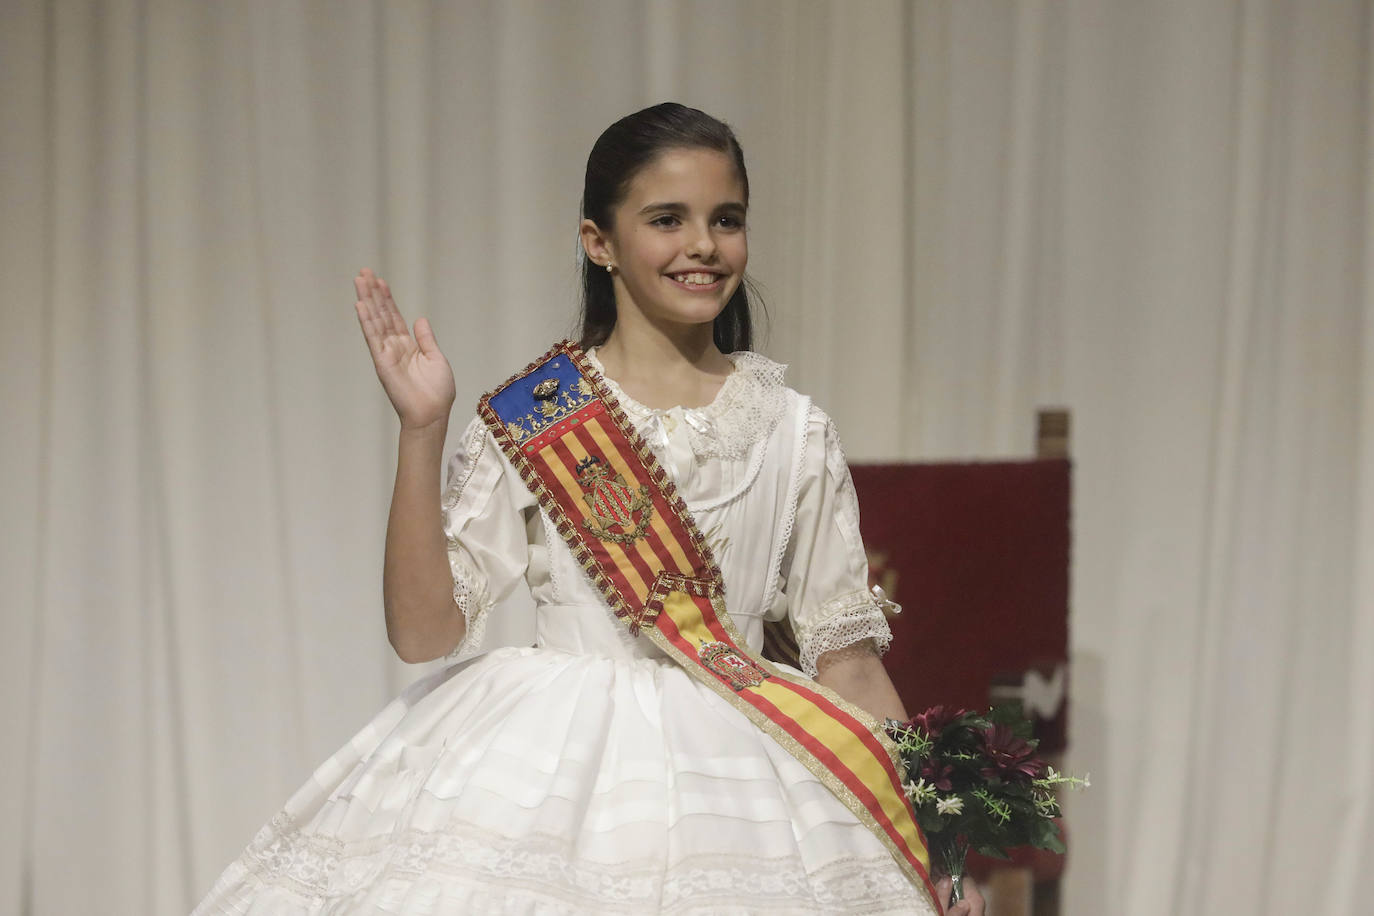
[2,1,1370,913]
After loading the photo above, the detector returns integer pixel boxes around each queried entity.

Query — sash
[479,341,937,907]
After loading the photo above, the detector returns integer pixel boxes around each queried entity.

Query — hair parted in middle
[577,102,763,353]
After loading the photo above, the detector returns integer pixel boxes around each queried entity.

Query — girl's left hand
[934,875,986,916]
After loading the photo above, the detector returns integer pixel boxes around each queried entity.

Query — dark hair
[577,102,762,352]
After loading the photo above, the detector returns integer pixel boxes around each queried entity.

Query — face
[583,147,748,332]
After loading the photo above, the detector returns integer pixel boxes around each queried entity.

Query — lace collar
[585,347,789,460]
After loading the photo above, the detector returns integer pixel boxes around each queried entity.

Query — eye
[716,214,745,230]
[649,214,681,228]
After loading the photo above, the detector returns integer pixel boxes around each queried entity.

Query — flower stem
[937,835,970,907]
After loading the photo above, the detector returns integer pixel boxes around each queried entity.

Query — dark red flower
[913,705,971,741]
[920,758,955,792]
[979,724,1043,783]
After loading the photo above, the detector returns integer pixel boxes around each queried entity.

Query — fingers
[413,316,441,357]
[355,270,442,381]
[355,268,410,351]
[354,278,385,356]
[374,272,408,337]
[354,270,381,336]
[355,268,404,332]
[354,300,380,355]
[959,876,984,916]
[933,876,972,916]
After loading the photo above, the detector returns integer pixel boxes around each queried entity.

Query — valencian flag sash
[479,341,938,907]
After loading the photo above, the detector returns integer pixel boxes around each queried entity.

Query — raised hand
[354,268,456,430]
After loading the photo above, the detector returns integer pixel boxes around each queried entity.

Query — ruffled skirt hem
[192,647,934,915]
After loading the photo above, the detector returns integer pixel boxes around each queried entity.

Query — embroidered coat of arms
[576,455,654,545]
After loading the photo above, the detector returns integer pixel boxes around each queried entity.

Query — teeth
[672,272,718,286]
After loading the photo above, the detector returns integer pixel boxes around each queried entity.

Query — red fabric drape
[852,459,1071,752]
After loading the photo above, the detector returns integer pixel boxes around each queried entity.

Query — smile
[666,272,725,290]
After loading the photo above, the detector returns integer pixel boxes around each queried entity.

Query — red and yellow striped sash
[479,341,937,907]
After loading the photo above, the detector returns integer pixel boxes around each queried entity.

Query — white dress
[193,349,936,915]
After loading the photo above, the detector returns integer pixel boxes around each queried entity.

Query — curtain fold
[2,1,1369,913]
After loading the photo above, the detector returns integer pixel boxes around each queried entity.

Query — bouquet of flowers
[885,705,1089,906]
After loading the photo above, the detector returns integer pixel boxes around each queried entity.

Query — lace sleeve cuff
[796,589,894,678]
[445,547,493,660]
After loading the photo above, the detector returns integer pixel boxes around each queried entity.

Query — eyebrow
[638,201,747,216]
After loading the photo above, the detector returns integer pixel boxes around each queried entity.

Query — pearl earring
[605,263,614,273]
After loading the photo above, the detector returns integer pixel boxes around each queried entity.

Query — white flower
[903,777,936,805]
[936,795,965,816]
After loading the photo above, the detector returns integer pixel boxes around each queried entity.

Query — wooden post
[1036,409,1070,459]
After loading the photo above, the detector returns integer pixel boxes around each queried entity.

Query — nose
[686,223,718,260]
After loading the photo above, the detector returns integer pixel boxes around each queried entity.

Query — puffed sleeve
[780,406,893,678]
[441,414,539,659]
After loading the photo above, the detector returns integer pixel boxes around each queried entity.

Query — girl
[195,103,984,915]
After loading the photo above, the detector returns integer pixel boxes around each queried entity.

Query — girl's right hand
[933,876,984,916]
[354,268,456,430]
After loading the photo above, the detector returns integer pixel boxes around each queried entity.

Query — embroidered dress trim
[798,590,895,678]
[223,812,918,913]
[443,419,495,659]
[477,341,938,910]
[585,347,789,460]
[443,550,492,660]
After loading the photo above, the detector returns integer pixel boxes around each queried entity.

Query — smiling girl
[194,103,982,916]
